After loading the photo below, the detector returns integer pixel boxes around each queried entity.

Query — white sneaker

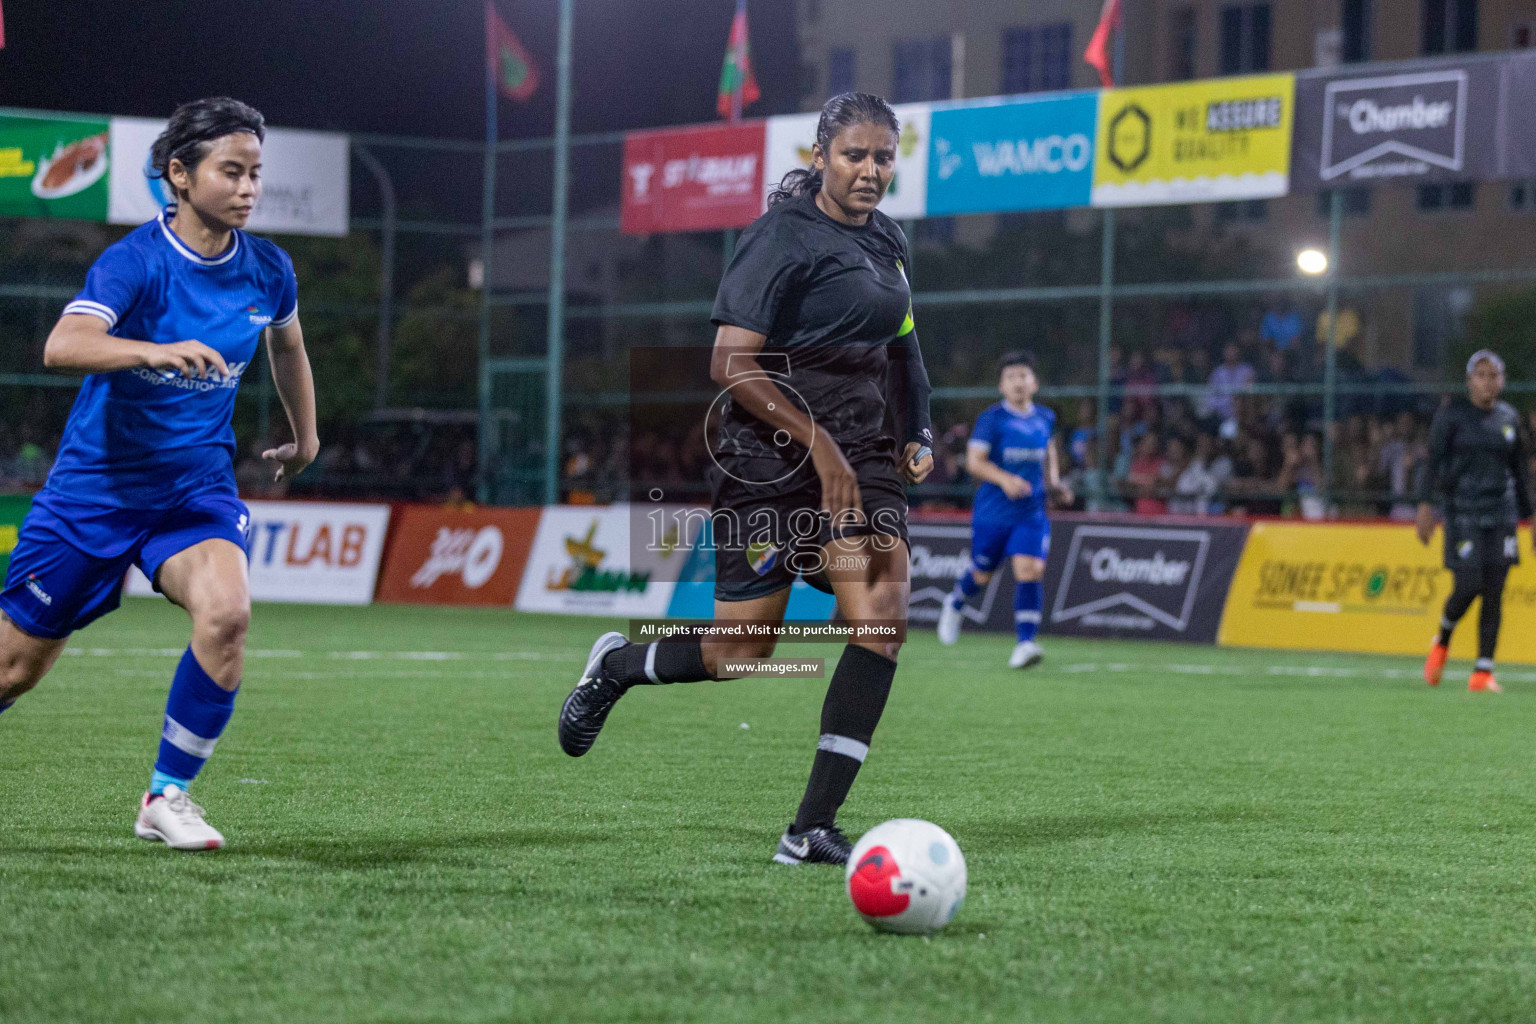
[937,600,963,646]
[134,785,225,851]
[1008,640,1043,669]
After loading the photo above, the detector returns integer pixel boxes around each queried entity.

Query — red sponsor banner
[621,121,765,234]
[377,505,542,607]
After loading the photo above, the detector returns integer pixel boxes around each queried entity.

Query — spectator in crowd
[1169,434,1228,515]
[1125,433,1167,515]
[1201,343,1256,432]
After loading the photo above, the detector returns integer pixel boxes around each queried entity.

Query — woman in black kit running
[558,93,935,866]
[1417,350,1533,693]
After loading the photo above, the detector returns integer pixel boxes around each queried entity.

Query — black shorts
[710,436,909,602]
[1443,521,1519,572]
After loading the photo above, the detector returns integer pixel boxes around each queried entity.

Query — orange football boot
[1468,670,1502,693]
[1423,642,1449,686]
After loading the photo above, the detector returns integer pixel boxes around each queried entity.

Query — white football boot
[1008,640,1044,669]
[134,785,225,851]
[937,599,963,646]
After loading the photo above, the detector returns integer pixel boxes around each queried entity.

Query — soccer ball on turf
[845,819,966,934]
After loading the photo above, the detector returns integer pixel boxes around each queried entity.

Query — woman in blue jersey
[0,98,318,850]
[938,351,1071,667]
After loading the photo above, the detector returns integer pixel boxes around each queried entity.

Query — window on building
[1342,0,1372,61]
[1414,287,1473,369]
[1213,199,1269,223]
[1511,179,1536,210]
[893,37,952,103]
[1170,7,1198,80]
[1219,4,1271,74]
[828,48,855,95]
[1317,187,1372,217]
[1513,20,1534,47]
[1001,23,1073,94]
[1417,182,1476,210]
[1422,0,1477,54]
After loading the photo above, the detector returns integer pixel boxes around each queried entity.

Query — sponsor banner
[1292,51,1536,188]
[1045,516,1250,643]
[0,114,110,220]
[515,504,679,617]
[906,521,1014,632]
[1218,521,1536,663]
[376,505,541,607]
[927,93,1098,215]
[127,500,390,605]
[0,494,32,581]
[108,117,350,236]
[620,121,766,234]
[1091,74,1294,207]
[763,103,931,219]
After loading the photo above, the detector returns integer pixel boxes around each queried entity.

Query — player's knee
[971,570,993,584]
[0,648,47,700]
[196,598,250,651]
[1013,560,1044,582]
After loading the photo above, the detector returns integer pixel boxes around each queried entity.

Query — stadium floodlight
[1296,248,1329,275]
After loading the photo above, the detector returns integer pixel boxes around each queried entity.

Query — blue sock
[948,569,983,609]
[152,647,239,795]
[1015,581,1042,643]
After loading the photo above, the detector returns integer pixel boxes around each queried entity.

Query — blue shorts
[0,492,250,640]
[970,516,1050,573]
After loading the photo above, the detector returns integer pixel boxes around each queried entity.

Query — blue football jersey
[48,210,297,509]
[969,401,1056,524]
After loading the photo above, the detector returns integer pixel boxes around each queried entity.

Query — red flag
[716,0,761,121]
[485,1,539,102]
[1084,0,1121,87]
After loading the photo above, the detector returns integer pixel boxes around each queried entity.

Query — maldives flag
[716,0,760,121]
[1084,0,1121,87]
[485,1,539,102]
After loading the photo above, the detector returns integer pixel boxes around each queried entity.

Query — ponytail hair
[150,97,265,202]
[766,92,901,207]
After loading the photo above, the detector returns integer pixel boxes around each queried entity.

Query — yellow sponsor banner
[1219,521,1536,663]
[1092,73,1294,207]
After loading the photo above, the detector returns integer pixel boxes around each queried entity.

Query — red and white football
[845,819,966,934]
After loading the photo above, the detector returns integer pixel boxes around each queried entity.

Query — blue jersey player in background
[0,98,319,850]
[938,351,1071,668]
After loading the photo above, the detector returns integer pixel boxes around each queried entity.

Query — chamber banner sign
[108,117,350,236]
[1291,51,1536,189]
[1091,73,1294,207]
[926,93,1098,215]
[763,102,931,219]
[127,501,391,605]
[620,121,766,234]
[0,114,110,220]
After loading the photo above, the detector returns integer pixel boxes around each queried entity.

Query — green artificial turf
[3,598,1535,1023]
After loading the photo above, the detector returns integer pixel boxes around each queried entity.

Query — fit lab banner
[515,504,681,617]
[927,93,1098,215]
[1044,516,1250,644]
[1092,73,1294,207]
[763,102,931,219]
[0,113,109,220]
[127,501,391,605]
[376,505,542,607]
[1218,521,1536,663]
[621,121,766,234]
[1292,51,1536,189]
[108,117,350,236]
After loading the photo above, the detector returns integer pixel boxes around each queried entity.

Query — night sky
[0,0,800,139]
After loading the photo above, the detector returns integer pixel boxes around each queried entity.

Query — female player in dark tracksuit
[558,92,935,867]
[1418,350,1533,693]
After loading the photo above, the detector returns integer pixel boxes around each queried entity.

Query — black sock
[1438,569,1481,646]
[1477,564,1508,664]
[792,644,897,832]
[602,640,713,688]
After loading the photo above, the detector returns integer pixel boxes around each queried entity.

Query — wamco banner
[1045,516,1250,643]
[927,92,1098,215]
[1293,51,1536,189]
